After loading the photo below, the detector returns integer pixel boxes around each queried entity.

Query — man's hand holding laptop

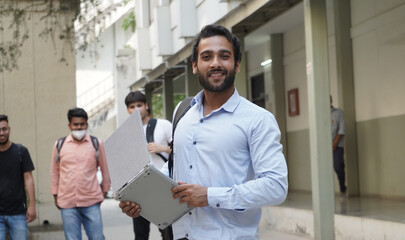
[119,181,208,218]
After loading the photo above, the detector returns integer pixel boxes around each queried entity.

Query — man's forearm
[24,172,36,208]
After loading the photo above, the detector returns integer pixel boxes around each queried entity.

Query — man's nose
[210,56,221,68]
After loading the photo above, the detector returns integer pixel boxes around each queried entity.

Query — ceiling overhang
[130,0,302,91]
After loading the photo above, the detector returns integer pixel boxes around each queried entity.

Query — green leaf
[122,12,136,32]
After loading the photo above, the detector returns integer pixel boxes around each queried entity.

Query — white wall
[351,0,405,121]
[195,0,229,28]
[283,24,309,133]
[76,14,134,121]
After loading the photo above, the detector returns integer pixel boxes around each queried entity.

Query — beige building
[129,0,405,199]
[2,0,405,239]
[0,1,77,225]
[125,0,405,239]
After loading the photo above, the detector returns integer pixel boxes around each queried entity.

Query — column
[304,0,335,239]
[332,0,359,196]
[163,75,174,120]
[271,34,288,158]
[185,59,200,96]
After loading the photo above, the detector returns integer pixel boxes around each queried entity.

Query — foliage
[122,12,135,32]
[0,0,102,73]
[174,94,186,108]
[151,93,186,120]
[152,94,164,119]
[121,0,135,32]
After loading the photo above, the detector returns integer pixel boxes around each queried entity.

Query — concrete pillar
[271,34,288,159]
[145,87,154,116]
[332,0,359,197]
[303,0,335,239]
[0,6,76,226]
[185,59,200,97]
[163,76,174,119]
[234,33,248,98]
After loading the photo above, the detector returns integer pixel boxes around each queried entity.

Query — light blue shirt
[331,107,346,148]
[162,89,288,240]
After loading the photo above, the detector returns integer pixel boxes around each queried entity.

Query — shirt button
[189,165,192,169]
[200,119,204,123]
[189,212,192,215]
[216,203,220,207]
[185,234,189,237]
[193,141,196,145]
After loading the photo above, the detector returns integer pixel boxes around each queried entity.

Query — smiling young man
[120,24,288,240]
[50,108,111,240]
[0,114,36,240]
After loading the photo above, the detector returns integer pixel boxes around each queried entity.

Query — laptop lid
[115,164,193,229]
[104,109,150,192]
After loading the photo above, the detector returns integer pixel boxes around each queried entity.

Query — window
[251,73,265,108]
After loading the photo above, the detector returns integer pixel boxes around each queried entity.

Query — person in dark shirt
[0,114,36,240]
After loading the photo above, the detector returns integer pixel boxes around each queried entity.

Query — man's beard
[0,137,9,145]
[197,68,236,92]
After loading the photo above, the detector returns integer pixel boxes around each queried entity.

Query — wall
[283,16,342,193]
[351,0,405,198]
[282,23,312,192]
[76,14,134,129]
[283,0,405,198]
[0,5,76,225]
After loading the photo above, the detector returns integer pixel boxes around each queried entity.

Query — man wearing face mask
[50,108,111,240]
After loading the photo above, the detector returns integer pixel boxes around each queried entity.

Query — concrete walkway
[29,198,310,240]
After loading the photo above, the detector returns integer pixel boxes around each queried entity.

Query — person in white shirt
[125,91,173,240]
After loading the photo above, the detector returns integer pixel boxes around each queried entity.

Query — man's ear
[235,61,241,73]
[192,61,197,74]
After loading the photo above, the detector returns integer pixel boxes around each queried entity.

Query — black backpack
[15,143,24,164]
[55,135,99,163]
[168,97,193,178]
[146,118,168,163]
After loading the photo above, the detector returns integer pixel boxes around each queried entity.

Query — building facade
[128,0,405,201]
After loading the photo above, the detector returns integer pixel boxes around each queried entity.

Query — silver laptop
[104,109,193,229]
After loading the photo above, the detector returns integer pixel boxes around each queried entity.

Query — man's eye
[221,55,230,59]
[201,55,210,60]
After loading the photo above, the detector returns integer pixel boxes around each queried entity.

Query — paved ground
[29,198,311,240]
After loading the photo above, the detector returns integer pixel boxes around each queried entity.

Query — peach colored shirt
[50,134,111,208]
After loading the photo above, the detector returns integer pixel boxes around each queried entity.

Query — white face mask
[71,130,87,141]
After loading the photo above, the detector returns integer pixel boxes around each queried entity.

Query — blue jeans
[0,214,28,240]
[61,203,105,240]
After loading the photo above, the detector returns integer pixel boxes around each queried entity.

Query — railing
[77,75,115,118]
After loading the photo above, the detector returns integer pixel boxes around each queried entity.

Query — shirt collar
[192,88,240,113]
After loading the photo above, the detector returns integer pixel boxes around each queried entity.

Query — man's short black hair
[67,108,88,123]
[191,24,242,66]
[0,114,8,123]
[125,91,147,107]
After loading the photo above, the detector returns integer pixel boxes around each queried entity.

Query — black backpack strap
[55,137,67,163]
[146,119,157,143]
[56,136,99,163]
[90,135,99,163]
[15,143,23,164]
[146,118,168,163]
[169,97,193,178]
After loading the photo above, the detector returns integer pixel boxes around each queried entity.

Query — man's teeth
[210,73,222,76]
